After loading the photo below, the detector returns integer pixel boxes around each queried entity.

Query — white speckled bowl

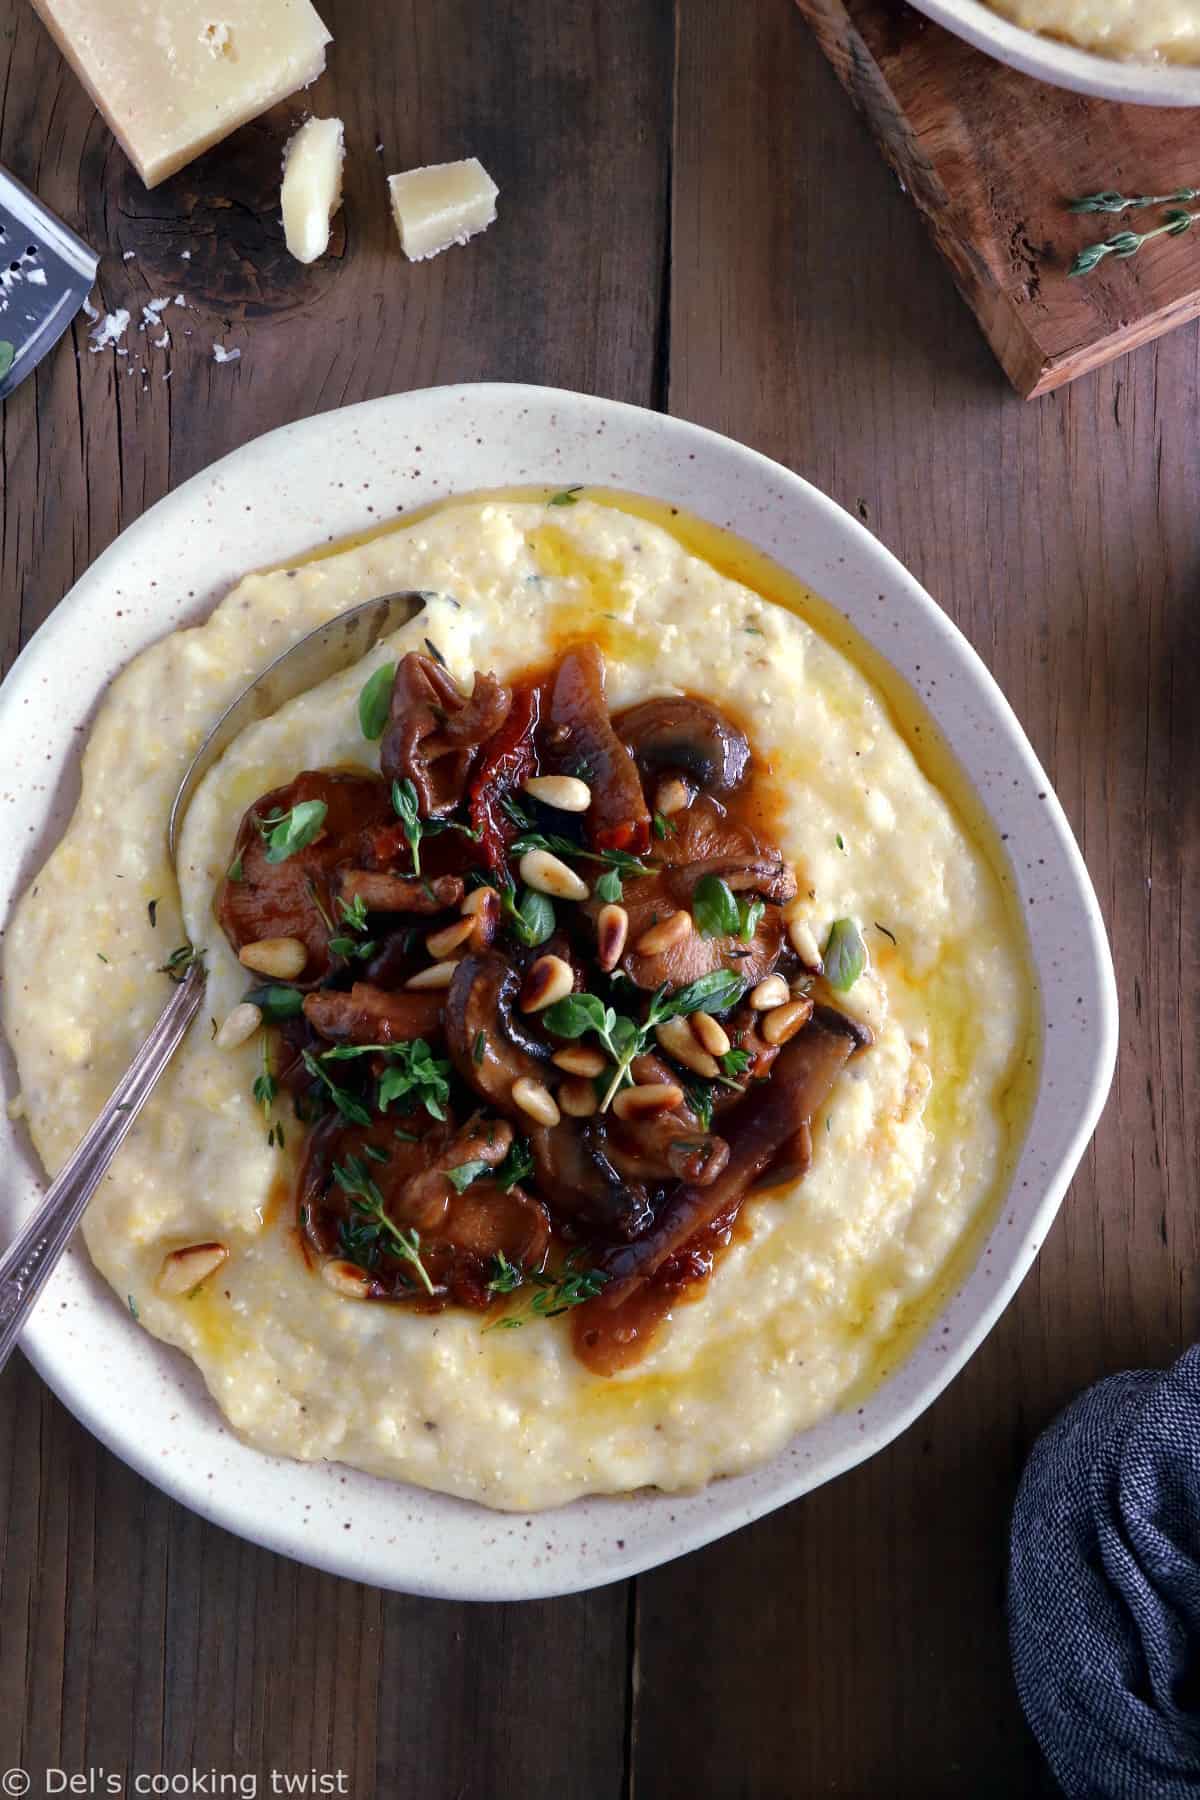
[0,385,1116,1599]
[908,0,1200,104]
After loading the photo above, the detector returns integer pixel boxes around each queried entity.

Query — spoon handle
[0,963,205,1373]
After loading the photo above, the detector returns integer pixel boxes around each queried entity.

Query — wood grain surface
[795,0,1200,398]
[1,0,1194,1794]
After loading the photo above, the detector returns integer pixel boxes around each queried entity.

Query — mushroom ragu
[215,642,871,1373]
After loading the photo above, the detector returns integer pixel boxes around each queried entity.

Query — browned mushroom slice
[544,644,651,855]
[387,1114,515,1232]
[444,950,553,1115]
[528,1123,654,1240]
[657,796,797,908]
[338,870,465,913]
[594,1019,855,1302]
[618,874,785,993]
[614,694,751,794]
[217,770,394,982]
[602,1052,730,1186]
[380,651,512,816]
[440,1180,550,1270]
[303,983,443,1046]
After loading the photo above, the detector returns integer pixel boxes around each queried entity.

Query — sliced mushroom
[303,982,443,1046]
[380,651,512,817]
[444,950,553,1115]
[544,645,651,855]
[217,770,394,983]
[615,867,785,993]
[388,1114,515,1232]
[528,1123,654,1240]
[595,1019,855,1302]
[338,870,464,913]
[615,694,750,794]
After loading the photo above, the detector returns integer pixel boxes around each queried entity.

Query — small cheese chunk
[30,0,332,189]
[281,116,344,264]
[387,158,498,262]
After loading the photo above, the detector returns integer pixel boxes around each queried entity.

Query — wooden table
[0,1,1191,1793]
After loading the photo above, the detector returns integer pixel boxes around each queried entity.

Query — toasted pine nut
[761,996,814,1046]
[654,776,690,817]
[612,1081,684,1121]
[214,1002,262,1050]
[511,1076,561,1127]
[461,885,498,916]
[558,1077,598,1118]
[787,916,823,972]
[597,903,629,972]
[519,848,589,902]
[635,910,692,956]
[238,936,307,979]
[521,954,575,1013]
[552,1045,607,1077]
[321,1259,371,1299]
[522,774,592,813]
[655,1016,720,1079]
[426,916,477,959]
[406,960,460,990]
[156,1241,228,1298]
[691,1011,731,1057]
[749,974,790,1011]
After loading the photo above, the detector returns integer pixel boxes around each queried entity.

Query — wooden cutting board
[793,0,1200,396]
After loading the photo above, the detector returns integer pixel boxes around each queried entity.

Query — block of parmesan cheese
[281,116,344,264]
[29,0,332,189]
[387,159,498,262]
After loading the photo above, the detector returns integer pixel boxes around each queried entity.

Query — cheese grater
[0,166,98,401]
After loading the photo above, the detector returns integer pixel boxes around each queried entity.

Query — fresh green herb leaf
[693,875,741,938]
[357,662,396,740]
[823,917,867,992]
[595,868,623,903]
[159,942,205,983]
[253,1036,277,1119]
[495,1138,535,1190]
[127,1292,139,1320]
[374,1038,452,1121]
[503,884,556,949]
[652,811,676,840]
[487,1251,524,1295]
[738,897,765,943]
[361,1142,390,1164]
[147,899,159,928]
[719,1048,752,1081]
[257,800,328,864]
[446,1158,489,1194]
[835,833,846,852]
[473,1029,487,1066]
[97,952,110,964]
[548,485,583,507]
[329,933,377,961]
[333,1156,436,1295]
[543,991,613,1041]
[301,1050,373,1126]
[226,855,244,884]
[337,893,371,934]
[242,982,304,1021]
[659,969,745,1020]
[684,1081,715,1132]
[391,778,424,875]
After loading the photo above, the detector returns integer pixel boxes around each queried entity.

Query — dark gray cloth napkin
[1009,1345,1200,1798]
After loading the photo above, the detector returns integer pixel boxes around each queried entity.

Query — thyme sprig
[333,1155,435,1295]
[1070,187,1200,215]
[1067,187,1200,277]
[483,1251,609,1328]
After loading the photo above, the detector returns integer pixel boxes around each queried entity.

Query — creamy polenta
[984,0,1200,61]
[2,496,1034,1510]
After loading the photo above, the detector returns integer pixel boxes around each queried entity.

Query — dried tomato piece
[469,682,541,870]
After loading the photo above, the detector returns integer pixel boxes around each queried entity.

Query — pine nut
[552,1045,607,1077]
[426,916,477,959]
[596,903,629,972]
[321,1258,371,1299]
[787,916,823,971]
[214,1002,262,1050]
[521,954,575,1012]
[691,1012,731,1057]
[519,848,589,902]
[511,1076,561,1126]
[238,936,307,979]
[157,1241,228,1298]
[654,776,690,817]
[522,774,592,813]
[612,1082,684,1121]
[406,959,460,990]
[655,1016,720,1079]
[761,997,814,1046]
[462,885,498,916]
[558,1077,598,1118]
[634,910,692,956]
[749,974,790,1011]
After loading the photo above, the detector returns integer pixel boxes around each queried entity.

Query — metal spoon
[0,588,424,1371]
